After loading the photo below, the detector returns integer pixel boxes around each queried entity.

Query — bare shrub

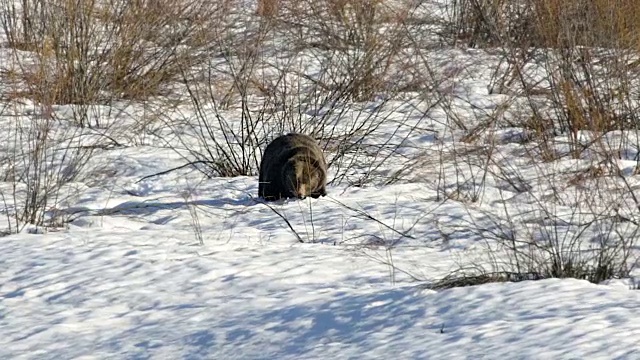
[143,0,444,188]
[154,14,277,178]
[429,0,640,286]
[447,0,640,49]
[479,1,640,166]
[0,102,94,234]
[431,94,640,287]
[445,0,535,47]
[500,199,634,283]
[274,0,417,102]
[0,0,228,122]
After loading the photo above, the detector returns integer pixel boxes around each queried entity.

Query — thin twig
[259,199,304,243]
[135,160,214,183]
[326,196,416,240]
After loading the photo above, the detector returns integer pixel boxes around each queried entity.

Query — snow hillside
[3,231,640,359]
[2,0,640,358]
[1,144,640,359]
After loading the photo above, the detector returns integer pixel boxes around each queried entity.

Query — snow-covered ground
[2,163,640,359]
[2,1,640,359]
[3,231,640,359]
[2,136,640,359]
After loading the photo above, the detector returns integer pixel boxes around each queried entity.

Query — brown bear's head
[282,157,323,199]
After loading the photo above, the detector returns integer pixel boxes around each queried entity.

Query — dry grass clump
[450,0,640,48]
[0,0,229,113]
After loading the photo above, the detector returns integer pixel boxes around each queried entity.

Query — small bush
[0,103,94,233]
[448,0,640,48]
[0,0,227,122]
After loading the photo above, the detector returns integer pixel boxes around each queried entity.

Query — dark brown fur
[258,133,327,201]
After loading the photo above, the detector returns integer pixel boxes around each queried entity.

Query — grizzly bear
[258,133,327,201]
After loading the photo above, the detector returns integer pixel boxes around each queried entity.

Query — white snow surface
[2,160,640,359]
[3,229,640,359]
